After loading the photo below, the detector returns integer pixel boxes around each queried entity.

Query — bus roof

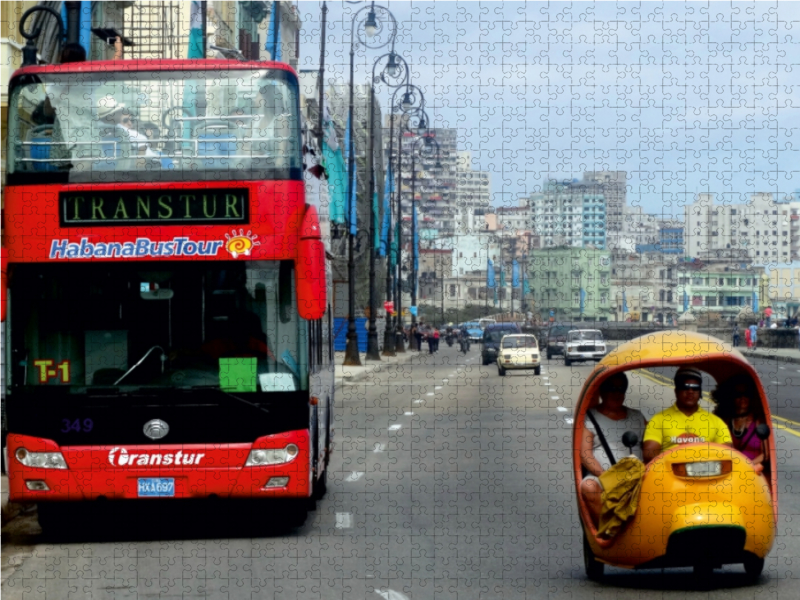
[10,59,297,81]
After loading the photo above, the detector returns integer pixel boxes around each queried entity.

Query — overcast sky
[296,1,800,218]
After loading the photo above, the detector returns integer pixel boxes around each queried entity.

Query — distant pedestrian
[765,306,773,327]
[732,324,740,347]
[428,332,435,354]
[433,329,440,352]
[414,326,423,351]
[745,327,752,349]
[749,324,758,348]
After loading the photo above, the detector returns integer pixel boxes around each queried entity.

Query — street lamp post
[365,51,409,360]
[393,96,428,350]
[408,126,442,337]
[343,2,397,367]
[384,84,425,354]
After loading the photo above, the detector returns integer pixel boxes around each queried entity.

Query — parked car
[563,329,607,366]
[481,323,522,365]
[497,334,541,376]
[546,323,576,359]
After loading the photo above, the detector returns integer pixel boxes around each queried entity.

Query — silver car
[563,329,607,366]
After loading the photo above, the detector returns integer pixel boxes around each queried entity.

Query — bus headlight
[245,444,299,466]
[15,448,68,469]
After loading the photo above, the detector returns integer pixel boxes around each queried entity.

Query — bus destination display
[60,189,249,226]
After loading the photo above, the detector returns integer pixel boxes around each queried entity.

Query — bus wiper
[114,346,167,385]
[190,385,271,416]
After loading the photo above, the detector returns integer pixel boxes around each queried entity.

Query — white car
[497,334,541,376]
[564,329,607,366]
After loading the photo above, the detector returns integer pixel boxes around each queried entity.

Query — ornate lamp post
[385,84,426,354]
[343,2,398,367]
[408,124,442,336]
[365,51,410,360]
[397,107,432,350]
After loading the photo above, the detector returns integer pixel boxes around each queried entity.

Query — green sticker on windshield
[219,357,257,393]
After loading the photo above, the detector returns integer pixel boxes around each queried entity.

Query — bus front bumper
[5,430,311,502]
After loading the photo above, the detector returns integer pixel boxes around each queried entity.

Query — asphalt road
[2,346,800,599]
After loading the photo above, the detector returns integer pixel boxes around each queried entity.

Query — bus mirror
[296,205,326,320]
[296,239,326,320]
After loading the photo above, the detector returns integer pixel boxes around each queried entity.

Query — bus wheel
[284,501,308,528]
[313,467,328,502]
[37,503,71,537]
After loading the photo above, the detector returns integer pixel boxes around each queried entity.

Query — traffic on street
[4,339,800,599]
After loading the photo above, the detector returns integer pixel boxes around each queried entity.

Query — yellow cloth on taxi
[598,456,645,538]
[643,405,732,452]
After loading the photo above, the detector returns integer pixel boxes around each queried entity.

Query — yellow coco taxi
[497,334,541,376]
[573,331,777,581]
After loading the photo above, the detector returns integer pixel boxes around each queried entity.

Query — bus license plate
[138,478,175,497]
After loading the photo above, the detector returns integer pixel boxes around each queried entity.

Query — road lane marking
[435,386,443,390]
[373,443,386,453]
[403,411,414,416]
[388,424,402,431]
[773,414,800,429]
[345,472,364,482]
[564,418,574,425]
[551,396,560,400]
[426,392,434,396]
[412,399,423,405]
[557,407,568,412]
[335,513,353,529]
[376,589,410,600]
[775,423,800,439]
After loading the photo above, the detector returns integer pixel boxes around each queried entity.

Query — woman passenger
[580,373,647,527]
[712,376,766,465]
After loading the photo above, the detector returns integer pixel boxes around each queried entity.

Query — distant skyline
[297,1,800,218]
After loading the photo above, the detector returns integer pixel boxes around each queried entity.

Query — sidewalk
[1,348,417,527]
[739,346,800,364]
[334,347,417,388]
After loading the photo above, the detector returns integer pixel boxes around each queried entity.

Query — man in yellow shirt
[643,367,732,463]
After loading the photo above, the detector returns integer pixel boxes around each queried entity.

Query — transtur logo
[671,433,706,444]
[108,447,205,467]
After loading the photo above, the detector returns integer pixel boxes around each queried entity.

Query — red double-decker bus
[1,59,333,532]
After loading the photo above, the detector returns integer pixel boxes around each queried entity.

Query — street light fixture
[384,85,426,354]
[343,1,398,367]
[365,50,410,361]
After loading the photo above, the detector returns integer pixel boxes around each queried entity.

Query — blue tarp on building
[333,317,366,352]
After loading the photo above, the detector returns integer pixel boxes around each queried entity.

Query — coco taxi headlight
[672,460,732,477]
[15,448,68,469]
[245,444,299,466]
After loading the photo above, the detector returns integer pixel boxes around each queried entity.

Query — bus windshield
[7,68,301,184]
[8,261,309,393]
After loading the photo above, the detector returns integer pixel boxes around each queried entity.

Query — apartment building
[455,151,491,234]
[611,250,680,322]
[530,247,614,322]
[676,259,764,320]
[684,192,792,265]
[396,127,458,240]
[527,179,607,249]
